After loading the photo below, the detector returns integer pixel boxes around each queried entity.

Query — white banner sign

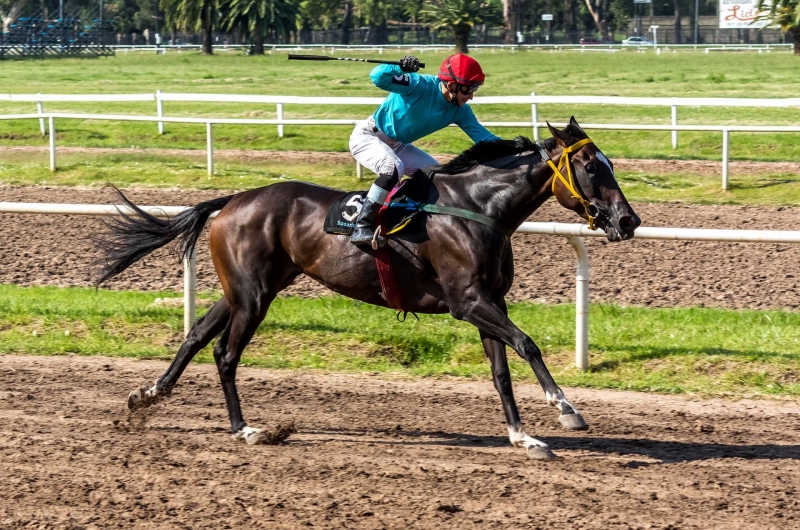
[719,0,772,29]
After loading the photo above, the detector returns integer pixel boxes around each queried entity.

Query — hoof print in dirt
[559,413,588,431]
[234,422,297,445]
[527,446,558,460]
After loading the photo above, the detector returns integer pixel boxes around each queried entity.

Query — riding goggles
[454,83,480,95]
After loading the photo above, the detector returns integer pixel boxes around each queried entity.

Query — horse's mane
[439,136,558,175]
[438,120,589,175]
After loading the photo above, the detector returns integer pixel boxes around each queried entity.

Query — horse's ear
[567,116,588,139]
[546,121,569,147]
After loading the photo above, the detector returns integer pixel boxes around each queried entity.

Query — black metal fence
[0,9,114,59]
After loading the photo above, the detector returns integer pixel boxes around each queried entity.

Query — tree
[672,0,681,44]
[356,0,389,44]
[422,0,501,53]
[756,0,800,54]
[341,0,352,44]
[226,0,298,54]
[500,0,520,43]
[563,0,578,43]
[608,0,629,35]
[297,0,342,44]
[1,0,27,33]
[582,0,612,40]
[160,0,220,54]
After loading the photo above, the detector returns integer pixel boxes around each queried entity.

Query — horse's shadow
[303,426,800,462]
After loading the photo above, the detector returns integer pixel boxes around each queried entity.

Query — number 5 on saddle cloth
[323,171,434,240]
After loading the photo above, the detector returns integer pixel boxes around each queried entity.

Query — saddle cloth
[323,170,433,237]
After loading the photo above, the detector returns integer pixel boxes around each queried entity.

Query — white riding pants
[349,116,438,192]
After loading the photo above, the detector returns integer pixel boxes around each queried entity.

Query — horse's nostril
[620,216,635,229]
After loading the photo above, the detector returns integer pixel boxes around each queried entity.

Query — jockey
[348,53,501,246]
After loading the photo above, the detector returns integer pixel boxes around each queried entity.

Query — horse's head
[546,117,640,242]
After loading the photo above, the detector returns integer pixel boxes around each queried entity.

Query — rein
[385,137,598,237]
[387,198,510,236]
[540,137,598,230]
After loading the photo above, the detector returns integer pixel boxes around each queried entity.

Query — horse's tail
[95,186,234,286]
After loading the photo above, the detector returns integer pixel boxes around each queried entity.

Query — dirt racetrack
[1,355,799,529]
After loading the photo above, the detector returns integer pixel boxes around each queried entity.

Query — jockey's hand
[399,55,420,73]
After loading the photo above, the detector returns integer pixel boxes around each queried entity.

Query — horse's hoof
[233,427,265,445]
[233,422,296,445]
[559,413,588,431]
[127,387,143,410]
[527,446,558,460]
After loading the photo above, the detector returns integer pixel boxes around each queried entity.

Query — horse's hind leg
[127,297,230,410]
[213,292,282,444]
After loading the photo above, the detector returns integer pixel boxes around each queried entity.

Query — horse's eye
[585,162,596,174]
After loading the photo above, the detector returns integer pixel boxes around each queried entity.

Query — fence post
[671,105,678,149]
[206,122,214,176]
[722,128,730,191]
[356,161,363,179]
[48,117,56,172]
[37,94,46,135]
[156,89,164,134]
[567,236,589,371]
[183,247,197,338]
[277,103,284,138]
[530,91,539,143]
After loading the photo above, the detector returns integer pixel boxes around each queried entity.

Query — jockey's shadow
[301,427,800,462]
[540,435,800,463]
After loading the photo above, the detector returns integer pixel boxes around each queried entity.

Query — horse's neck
[437,155,555,230]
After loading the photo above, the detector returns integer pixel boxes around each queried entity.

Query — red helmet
[438,53,485,86]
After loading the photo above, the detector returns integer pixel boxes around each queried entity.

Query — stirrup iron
[371,226,386,250]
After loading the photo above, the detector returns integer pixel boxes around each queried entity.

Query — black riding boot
[350,198,386,247]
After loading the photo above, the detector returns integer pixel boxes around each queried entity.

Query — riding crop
[287,54,426,69]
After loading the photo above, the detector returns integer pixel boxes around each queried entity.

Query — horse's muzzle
[603,211,640,242]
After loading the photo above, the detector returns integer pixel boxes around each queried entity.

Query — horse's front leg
[455,291,588,433]
[480,327,558,460]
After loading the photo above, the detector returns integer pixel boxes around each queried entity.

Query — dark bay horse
[97,118,640,460]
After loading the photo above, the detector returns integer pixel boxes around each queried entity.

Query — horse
[96,117,640,460]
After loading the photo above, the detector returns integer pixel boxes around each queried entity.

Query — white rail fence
[3,201,800,371]
[104,43,794,53]
[2,92,800,189]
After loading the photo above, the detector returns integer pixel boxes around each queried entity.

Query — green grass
[0,151,363,190]
[2,284,799,397]
[1,51,800,160]
[616,171,800,206]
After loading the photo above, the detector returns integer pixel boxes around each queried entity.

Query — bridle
[537,137,599,230]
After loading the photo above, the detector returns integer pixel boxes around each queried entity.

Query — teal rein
[389,198,510,235]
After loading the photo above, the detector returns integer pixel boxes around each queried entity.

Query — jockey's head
[438,53,485,107]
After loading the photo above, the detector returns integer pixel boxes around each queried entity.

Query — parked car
[622,36,653,46]
[579,37,607,45]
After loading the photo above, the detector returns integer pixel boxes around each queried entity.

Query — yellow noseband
[547,137,598,230]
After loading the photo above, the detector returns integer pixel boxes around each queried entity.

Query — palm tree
[161,0,220,54]
[755,0,800,54]
[422,0,502,53]
[226,0,299,54]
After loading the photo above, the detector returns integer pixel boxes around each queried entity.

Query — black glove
[399,55,420,73]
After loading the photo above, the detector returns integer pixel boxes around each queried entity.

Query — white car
[622,36,653,46]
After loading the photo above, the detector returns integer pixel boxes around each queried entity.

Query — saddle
[323,170,434,239]
[322,169,507,315]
